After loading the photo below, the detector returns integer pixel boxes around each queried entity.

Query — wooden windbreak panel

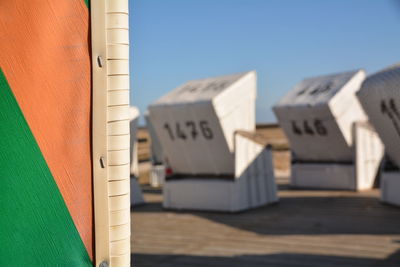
[0,0,93,259]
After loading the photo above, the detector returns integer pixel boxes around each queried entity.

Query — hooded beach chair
[148,71,278,212]
[273,70,383,190]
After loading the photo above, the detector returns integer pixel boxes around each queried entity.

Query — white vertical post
[92,0,131,266]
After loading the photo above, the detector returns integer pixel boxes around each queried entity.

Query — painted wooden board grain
[0,0,93,258]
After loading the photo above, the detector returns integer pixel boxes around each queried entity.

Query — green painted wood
[0,69,92,266]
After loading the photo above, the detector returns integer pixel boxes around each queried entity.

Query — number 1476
[164,121,214,141]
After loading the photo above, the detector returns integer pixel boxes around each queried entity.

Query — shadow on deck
[132,182,400,266]
[134,185,400,236]
[131,250,400,267]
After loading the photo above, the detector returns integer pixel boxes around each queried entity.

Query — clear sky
[130,0,400,123]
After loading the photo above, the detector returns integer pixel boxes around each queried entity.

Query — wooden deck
[132,125,400,266]
[131,175,400,267]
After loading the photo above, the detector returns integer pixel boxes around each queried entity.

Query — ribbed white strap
[92,0,130,266]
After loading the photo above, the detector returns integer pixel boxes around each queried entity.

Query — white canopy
[274,69,367,162]
[357,64,400,167]
[148,71,256,175]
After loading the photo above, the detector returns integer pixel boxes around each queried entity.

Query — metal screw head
[97,55,103,68]
[100,156,106,169]
[99,261,109,267]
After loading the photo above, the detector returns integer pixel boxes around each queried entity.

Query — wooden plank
[132,126,400,266]
[131,176,400,267]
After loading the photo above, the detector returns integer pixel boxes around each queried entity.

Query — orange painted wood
[0,0,93,259]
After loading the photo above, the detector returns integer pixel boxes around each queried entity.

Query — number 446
[291,119,328,136]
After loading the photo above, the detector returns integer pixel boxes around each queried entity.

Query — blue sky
[130,0,400,123]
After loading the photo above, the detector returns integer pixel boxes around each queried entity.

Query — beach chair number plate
[291,119,328,136]
[381,98,400,136]
[164,120,214,141]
